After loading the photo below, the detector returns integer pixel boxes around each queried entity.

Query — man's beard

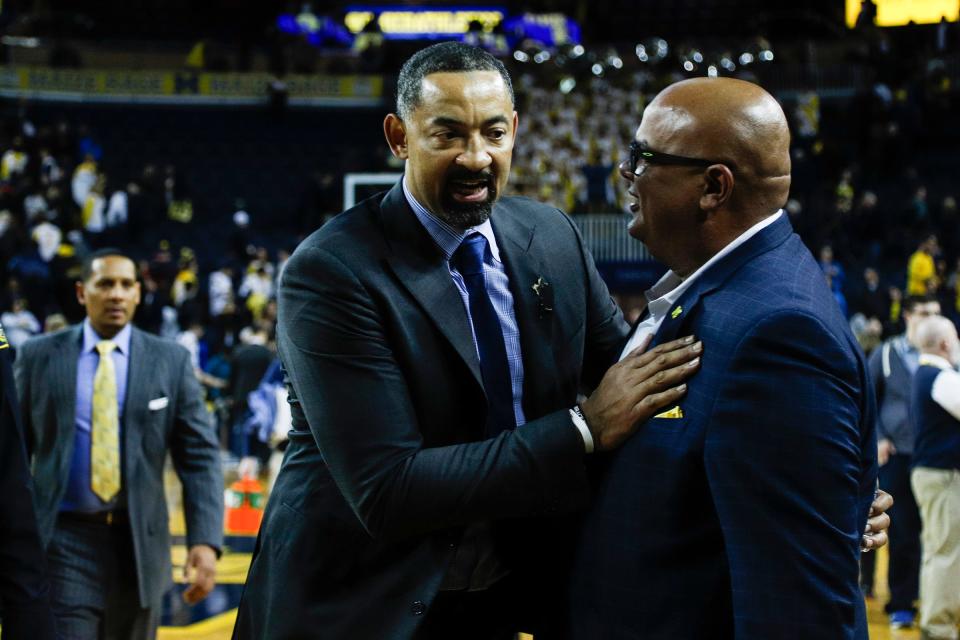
[439,169,497,229]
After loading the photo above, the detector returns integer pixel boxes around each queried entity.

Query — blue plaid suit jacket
[567,214,877,639]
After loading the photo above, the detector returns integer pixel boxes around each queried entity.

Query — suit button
[411,601,426,616]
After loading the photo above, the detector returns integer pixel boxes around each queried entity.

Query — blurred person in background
[908,234,940,296]
[0,298,40,350]
[910,315,960,640]
[43,313,67,334]
[14,248,223,639]
[868,294,940,629]
[855,267,891,332]
[229,326,274,476]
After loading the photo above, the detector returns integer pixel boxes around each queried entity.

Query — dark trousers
[47,514,160,640]
[880,453,923,612]
[416,574,522,640]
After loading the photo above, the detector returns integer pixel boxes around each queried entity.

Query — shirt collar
[919,353,955,370]
[402,176,502,263]
[82,318,132,356]
[643,210,783,320]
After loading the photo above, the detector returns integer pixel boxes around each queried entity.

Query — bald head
[644,78,791,216]
[915,315,959,362]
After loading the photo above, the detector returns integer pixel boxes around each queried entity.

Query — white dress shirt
[620,210,783,361]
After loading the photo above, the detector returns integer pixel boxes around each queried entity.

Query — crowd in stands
[0,110,293,475]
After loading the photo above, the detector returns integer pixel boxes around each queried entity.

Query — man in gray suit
[14,248,224,639]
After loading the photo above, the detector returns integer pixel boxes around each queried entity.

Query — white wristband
[569,405,594,454]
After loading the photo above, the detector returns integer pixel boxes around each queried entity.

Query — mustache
[446,169,495,186]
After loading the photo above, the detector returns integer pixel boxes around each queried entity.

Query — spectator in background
[0,298,41,349]
[38,147,62,186]
[856,268,891,330]
[81,174,107,238]
[228,326,273,471]
[31,218,62,264]
[43,313,67,334]
[849,312,883,355]
[910,186,929,224]
[819,244,846,296]
[171,250,200,309]
[868,294,940,629]
[177,321,206,371]
[910,315,960,640]
[23,187,49,224]
[71,154,98,208]
[908,234,939,296]
[1,136,28,182]
[209,264,235,318]
[238,263,273,321]
[106,181,129,229]
[581,146,616,213]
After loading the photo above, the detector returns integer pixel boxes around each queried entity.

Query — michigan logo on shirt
[0,321,8,350]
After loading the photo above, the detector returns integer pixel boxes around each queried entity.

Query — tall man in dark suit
[568,78,879,638]
[0,321,56,640]
[234,42,701,640]
[15,249,224,639]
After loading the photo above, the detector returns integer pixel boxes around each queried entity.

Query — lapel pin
[671,305,683,319]
[532,276,553,319]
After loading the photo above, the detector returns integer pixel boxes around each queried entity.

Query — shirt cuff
[569,406,594,454]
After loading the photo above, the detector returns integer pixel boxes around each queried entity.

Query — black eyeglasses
[625,140,729,174]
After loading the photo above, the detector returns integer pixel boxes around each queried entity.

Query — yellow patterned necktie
[91,340,120,502]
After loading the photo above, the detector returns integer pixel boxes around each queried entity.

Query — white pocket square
[148,397,169,411]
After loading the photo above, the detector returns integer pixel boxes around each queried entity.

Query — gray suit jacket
[234,183,629,639]
[14,325,223,608]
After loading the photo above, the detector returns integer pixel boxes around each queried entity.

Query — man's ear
[75,280,86,306]
[383,114,409,160]
[699,164,734,212]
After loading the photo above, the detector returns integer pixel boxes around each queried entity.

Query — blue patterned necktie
[451,234,516,437]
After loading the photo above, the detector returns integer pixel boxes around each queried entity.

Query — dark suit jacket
[0,341,56,640]
[14,325,224,608]
[568,214,877,639]
[234,183,629,639]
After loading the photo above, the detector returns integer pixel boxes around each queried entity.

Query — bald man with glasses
[566,78,884,640]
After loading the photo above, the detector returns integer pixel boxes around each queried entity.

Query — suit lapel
[650,213,795,347]
[490,204,558,409]
[54,327,81,443]
[381,183,483,389]
[123,328,150,470]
